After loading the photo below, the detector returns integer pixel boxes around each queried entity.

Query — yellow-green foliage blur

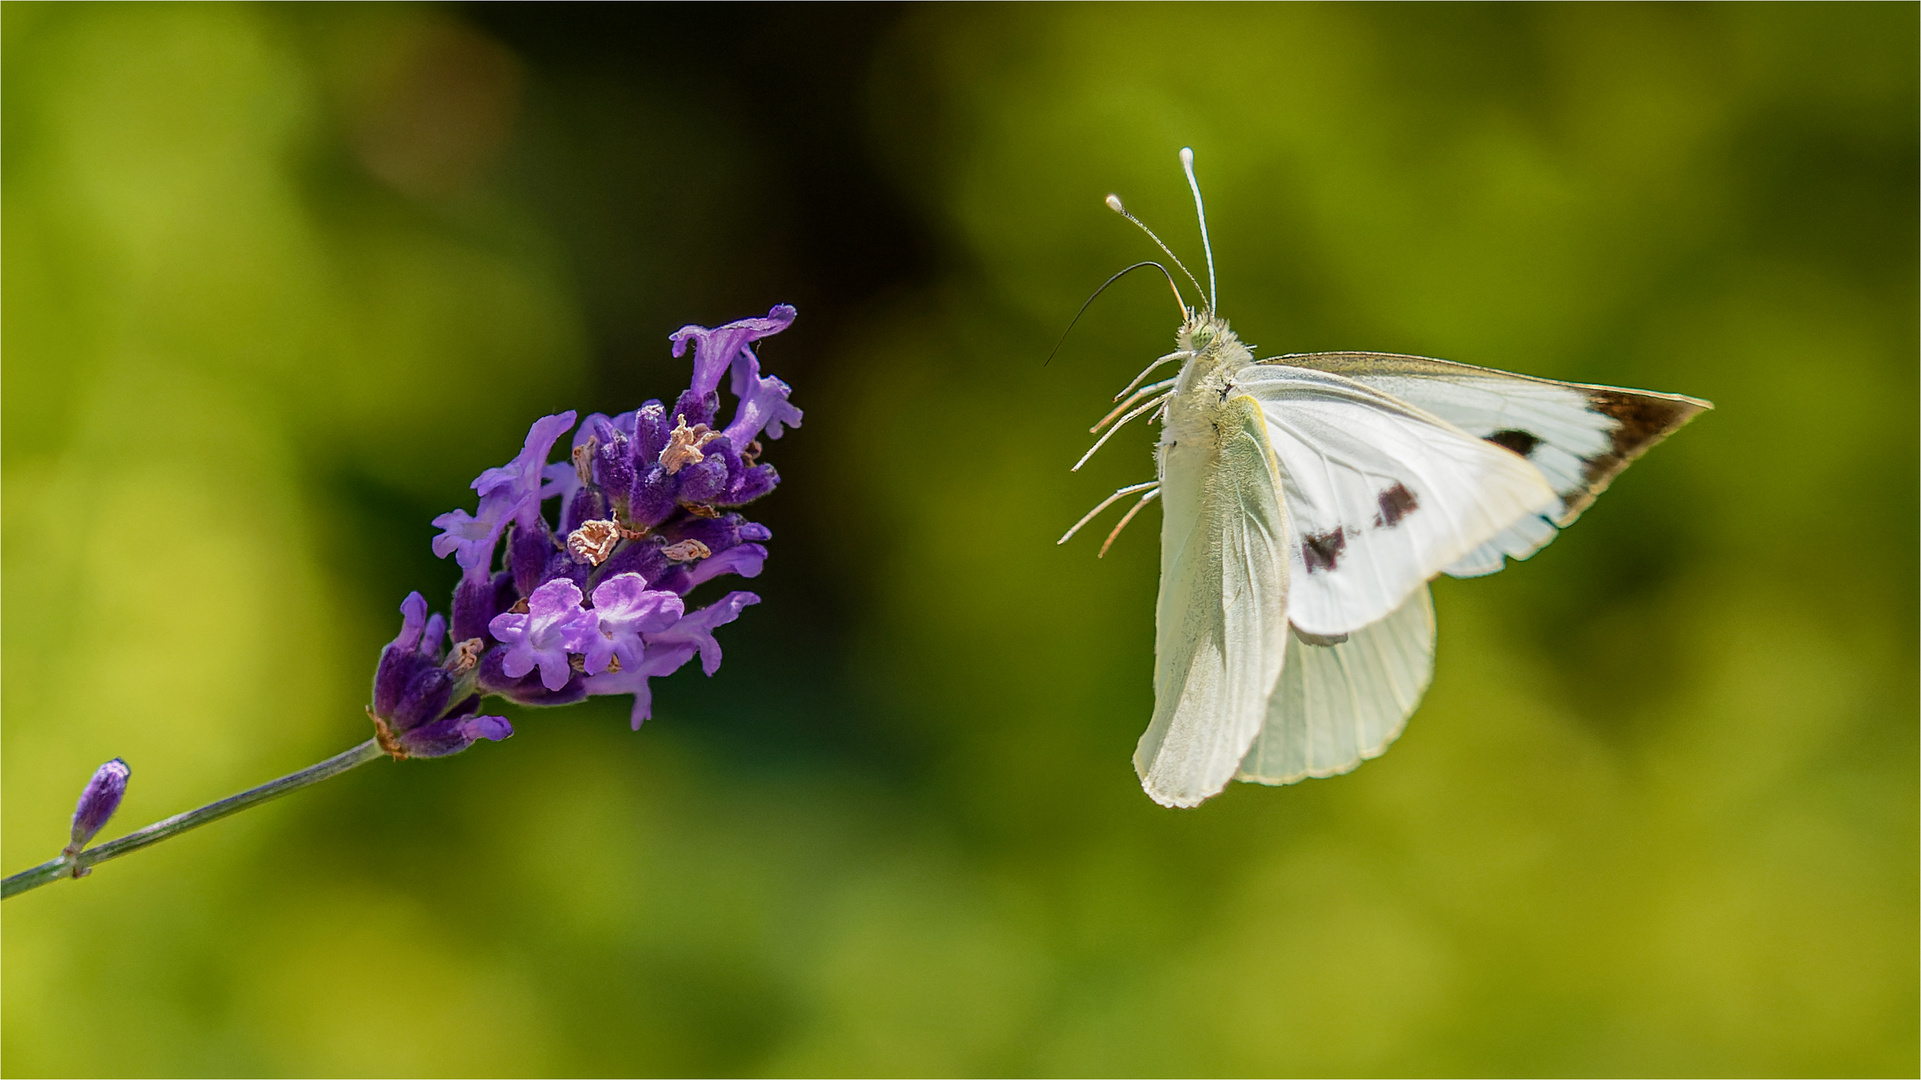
[4,4,1915,1076]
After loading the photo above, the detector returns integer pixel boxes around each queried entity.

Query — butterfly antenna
[1045,261,1188,366]
[1105,194,1205,312]
[1179,148,1217,313]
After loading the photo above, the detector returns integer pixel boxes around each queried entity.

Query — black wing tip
[1587,387,1711,457]
[1558,387,1711,524]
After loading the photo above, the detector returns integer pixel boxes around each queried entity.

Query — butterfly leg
[1092,377,1179,435]
[1059,480,1158,545]
[1113,351,1189,402]
[1097,488,1161,557]
[1072,390,1173,471]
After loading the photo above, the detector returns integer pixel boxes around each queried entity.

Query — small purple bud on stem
[65,758,130,874]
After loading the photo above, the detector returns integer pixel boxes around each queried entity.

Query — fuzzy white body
[1139,320,1289,806]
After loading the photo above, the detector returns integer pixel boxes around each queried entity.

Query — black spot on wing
[1293,627,1348,647]
[1373,482,1418,528]
[1485,429,1541,456]
[1301,529,1346,573]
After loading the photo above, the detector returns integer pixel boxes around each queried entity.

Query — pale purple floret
[583,573,684,676]
[723,352,803,445]
[687,542,767,588]
[671,304,797,404]
[540,460,580,515]
[489,579,600,691]
[432,411,578,574]
[653,590,761,676]
[579,650,694,730]
[67,758,130,854]
[581,589,757,728]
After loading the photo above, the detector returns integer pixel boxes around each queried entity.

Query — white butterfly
[1062,148,1711,808]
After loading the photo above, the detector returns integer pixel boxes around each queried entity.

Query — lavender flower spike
[65,759,130,869]
[452,305,797,721]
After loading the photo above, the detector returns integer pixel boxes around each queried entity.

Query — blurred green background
[4,3,1915,1075]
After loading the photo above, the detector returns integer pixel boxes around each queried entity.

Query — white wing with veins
[1270,353,1711,577]
[1238,585,1435,786]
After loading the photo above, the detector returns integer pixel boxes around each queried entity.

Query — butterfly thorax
[1162,313,1254,449]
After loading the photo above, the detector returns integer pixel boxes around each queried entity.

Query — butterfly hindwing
[1237,585,1436,786]
[1137,393,1290,808]
[1235,364,1558,637]
[1272,353,1711,576]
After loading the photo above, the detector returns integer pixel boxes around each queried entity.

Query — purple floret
[369,592,513,759]
[583,573,685,676]
[724,351,803,445]
[489,579,600,692]
[396,710,514,759]
[671,304,796,401]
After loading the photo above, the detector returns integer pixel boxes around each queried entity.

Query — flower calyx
[566,518,650,566]
[662,539,712,563]
[659,414,721,474]
[572,437,599,486]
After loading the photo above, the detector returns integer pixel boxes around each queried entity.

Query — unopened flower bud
[67,758,130,857]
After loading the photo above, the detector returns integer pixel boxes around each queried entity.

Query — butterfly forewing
[1238,584,1435,786]
[1273,352,1711,576]
[1138,393,1290,808]
[1236,364,1558,637]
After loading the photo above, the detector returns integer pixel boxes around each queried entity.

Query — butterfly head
[1177,311,1239,359]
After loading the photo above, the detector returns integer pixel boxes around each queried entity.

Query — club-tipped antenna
[1044,261,1188,366]
[1105,194,1206,313]
[1179,147,1217,313]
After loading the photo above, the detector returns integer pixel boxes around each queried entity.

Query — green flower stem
[1,739,388,900]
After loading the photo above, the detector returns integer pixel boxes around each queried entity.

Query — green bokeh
[4,4,1914,1075]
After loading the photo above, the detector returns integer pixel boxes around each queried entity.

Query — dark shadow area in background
[467,2,931,367]
[461,3,938,768]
